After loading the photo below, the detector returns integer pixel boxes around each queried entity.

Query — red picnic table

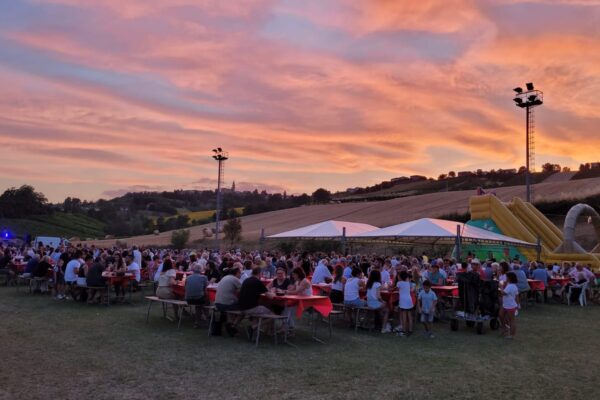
[431,285,459,298]
[548,277,570,287]
[528,279,545,291]
[262,294,332,318]
[102,272,136,286]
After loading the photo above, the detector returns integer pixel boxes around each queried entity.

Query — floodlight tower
[212,148,228,251]
[513,83,543,203]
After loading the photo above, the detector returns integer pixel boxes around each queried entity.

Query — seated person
[343,267,366,308]
[86,257,107,303]
[366,270,390,333]
[238,267,276,338]
[280,267,312,335]
[32,255,52,293]
[215,266,242,336]
[185,263,209,327]
[311,259,332,284]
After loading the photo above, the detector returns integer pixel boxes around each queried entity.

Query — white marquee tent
[267,220,379,240]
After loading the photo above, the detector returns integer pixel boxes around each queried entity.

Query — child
[418,280,437,338]
[396,270,414,336]
[500,272,520,339]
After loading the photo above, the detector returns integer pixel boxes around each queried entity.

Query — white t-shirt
[332,279,344,291]
[133,249,142,267]
[312,263,332,284]
[397,280,414,309]
[154,263,163,282]
[127,262,141,282]
[240,269,252,283]
[502,283,519,309]
[381,270,391,285]
[344,277,360,301]
[367,282,381,302]
[64,259,81,282]
[158,269,177,288]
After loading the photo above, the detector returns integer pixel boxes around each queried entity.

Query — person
[499,272,520,339]
[396,270,414,336]
[281,267,312,335]
[126,252,141,285]
[417,280,437,338]
[33,255,52,293]
[366,270,391,333]
[155,258,179,320]
[343,267,365,308]
[568,272,589,304]
[64,251,82,300]
[266,267,290,314]
[185,263,209,327]
[53,257,66,299]
[132,246,142,269]
[330,264,345,304]
[238,267,276,339]
[531,262,549,302]
[311,259,332,284]
[481,262,494,281]
[215,266,242,336]
[427,263,444,285]
[23,254,39,278]
[86,256,107,304]
[204,261,221,283]
[75,255,91,302]
[498,262,510,285]
[513,264,531,295]
[240,261,253,283]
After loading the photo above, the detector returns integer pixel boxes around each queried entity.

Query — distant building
[391,176,410,183]
[497,168,517,174]
[591,162,600,169]
[346,187,361,193]
[409,175,427,182]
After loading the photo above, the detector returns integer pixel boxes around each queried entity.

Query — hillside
[1,212,105,240]
[79,177,600,247]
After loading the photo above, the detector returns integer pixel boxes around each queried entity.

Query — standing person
[366,270,391,333]
[53,257,66,300]
[396,270,414,337]
[64,250,82,300]
[417,280,438,338]
[500,272,520,339]
[185,263,209,328]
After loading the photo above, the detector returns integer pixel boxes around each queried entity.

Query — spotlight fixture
[513,87,523,94]
[526,82,534,91]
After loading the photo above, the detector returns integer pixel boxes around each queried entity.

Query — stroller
[450,272,500,334]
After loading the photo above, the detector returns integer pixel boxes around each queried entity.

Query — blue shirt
[531,268,548,285]
[418,289,438,314]
[343,266,352,279]
[514,268,530,292]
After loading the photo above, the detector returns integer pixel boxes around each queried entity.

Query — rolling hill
[79,177,600,247]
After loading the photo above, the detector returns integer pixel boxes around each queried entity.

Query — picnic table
[102,272,136,285]
[431,285,459,297]
[548,277,570,287]
[528,279,545,291]
[262,294,332,318]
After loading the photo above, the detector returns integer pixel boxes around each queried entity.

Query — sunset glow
[1,0,599,201]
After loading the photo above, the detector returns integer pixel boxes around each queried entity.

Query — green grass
[1,287,599,399]
[152,207,245,223]
[0,212,105,239]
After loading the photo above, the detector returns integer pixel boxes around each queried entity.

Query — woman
[344,267,365,308]
[280,267,312,335]
[112,254,128,301]
[156,258,178,321]
[267,267,290,315]
[204,261,221,283]
[366,270,391,333]
[498,262,510,285]
[499,272,520,339]
[330,264,345,304]
[396,270,414,336]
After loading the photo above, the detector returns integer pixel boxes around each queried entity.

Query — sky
[0,0,599,202]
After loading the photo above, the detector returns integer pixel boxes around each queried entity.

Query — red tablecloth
[528,279,545,291]
[102,272,135,285]
[431,285,459,297]
[263,295,332,318]
[548,277,570,287]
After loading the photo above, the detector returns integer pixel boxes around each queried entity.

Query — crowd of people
[1,241,598,340]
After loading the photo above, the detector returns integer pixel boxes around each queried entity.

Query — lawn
[1,287,599,400]
[0,212,106,239]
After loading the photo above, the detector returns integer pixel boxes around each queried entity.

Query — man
[531,262,549,302]
[126,252,141,283]
[238,267,275,338]
[240,260,253,283]
[311,259,332,284]
[185,263,209,327]
[569,263,596,285]
[64,251,83,300]
[23,254,39,278]
[428,263,444,285]
[132,246,142,269]
[341,258,352,279]
[513,264,531,293]
[215,266,242,336]
[86,256,107,304]
[481,262,494,281]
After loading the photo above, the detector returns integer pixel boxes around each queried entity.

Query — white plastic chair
[567,282,587,306]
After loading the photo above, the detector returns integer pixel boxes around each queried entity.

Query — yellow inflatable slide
[469,195,600,269]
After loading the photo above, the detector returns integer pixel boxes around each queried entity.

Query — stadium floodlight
[526,82,534,91]
[513,87,523,94]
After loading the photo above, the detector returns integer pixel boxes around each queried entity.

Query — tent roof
[354,218,537,248]
[267,220,379,239]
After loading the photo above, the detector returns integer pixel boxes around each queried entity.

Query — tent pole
[456,224,462,262]
[342,227,347,255]
[536,236,542,262]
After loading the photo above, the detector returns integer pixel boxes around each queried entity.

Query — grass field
[1,287,599,400]
[153,207,245,223]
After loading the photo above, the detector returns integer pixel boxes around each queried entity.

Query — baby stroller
[450,272,500,334]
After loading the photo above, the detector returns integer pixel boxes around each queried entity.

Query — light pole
[513,82,543,203]
[212,148,228,251]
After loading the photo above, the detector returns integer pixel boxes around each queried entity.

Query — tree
[223,217,242,245]
[562,166,571,172]
[311,188,331,203]
[171,229,190,250]
[448,171,456,178]
[0,185,49,218]
[438,174,447,181]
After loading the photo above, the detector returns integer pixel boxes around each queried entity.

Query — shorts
[504,307,517,316]
[344,298,366,308]
[243,305,273,316]
[186,297,207,306]
[367,300,384,310]
[420,312,434,323]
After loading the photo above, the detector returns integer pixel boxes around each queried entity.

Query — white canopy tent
[353,218,537,248]
[266,220,379,240]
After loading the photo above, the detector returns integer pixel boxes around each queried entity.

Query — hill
[1,212,105,240]
[79,177,600,247]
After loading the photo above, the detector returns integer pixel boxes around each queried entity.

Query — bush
[171,229,190,250]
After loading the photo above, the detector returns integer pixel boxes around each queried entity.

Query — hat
[471,258,481,265]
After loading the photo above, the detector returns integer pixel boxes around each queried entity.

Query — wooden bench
[344,305,373,333]
[145,296,192,329]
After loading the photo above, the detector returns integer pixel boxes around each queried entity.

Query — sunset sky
[1,0,599,202]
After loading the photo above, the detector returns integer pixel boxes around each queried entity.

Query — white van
[33,236,69,249]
